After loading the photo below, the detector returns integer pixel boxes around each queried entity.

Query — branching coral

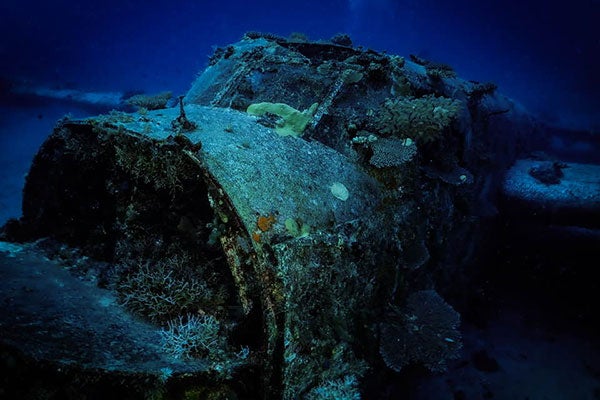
[160,313,224,359]
[117,256,221,323]
[307,374,361,400]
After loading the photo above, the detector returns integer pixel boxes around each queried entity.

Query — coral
[253,214,277,243]
[125,91,172,110]
[389,56,411,97]
[408,55,456,79]
[425,63,457,80]
[243,31,287,42]
[307,375,361,400]
[289,32,310,42]
[284,218,311,238]
[330,182,350,201]
[467,82,497,100]
[117,256,219,323]
[113,137,194,192]
[379,290,462,373]
[369,138,417,168]
[257,214,276,232]
[160,313,225,360]
[408,54,429,66]
[330,33,353,47]
[161,313,250,379]
[246,102,318,137]
[376,95,462,144]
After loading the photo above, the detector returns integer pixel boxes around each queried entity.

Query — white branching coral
[160,314,224,360]
[118,257,218,323]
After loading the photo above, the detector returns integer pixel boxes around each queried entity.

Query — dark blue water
[1,0,598,129]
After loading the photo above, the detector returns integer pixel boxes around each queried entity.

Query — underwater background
[0,1,599,399]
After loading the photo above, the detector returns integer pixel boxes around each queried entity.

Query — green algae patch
[247,102,318,137]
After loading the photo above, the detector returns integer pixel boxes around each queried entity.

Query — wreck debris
[0,33,546,399]
[171,95,197,133]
